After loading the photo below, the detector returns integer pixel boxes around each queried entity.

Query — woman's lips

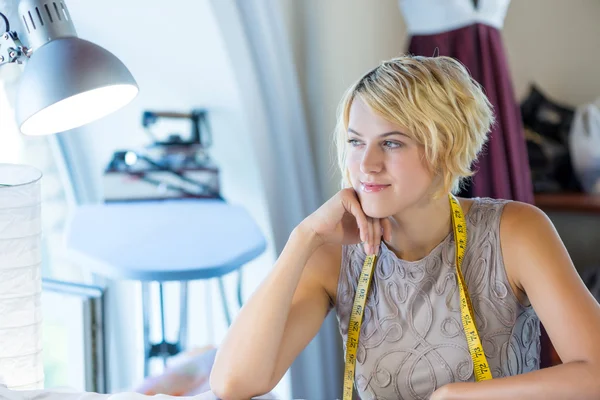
[361,183,391,193]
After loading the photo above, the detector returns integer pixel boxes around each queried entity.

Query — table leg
[141,282,151,377]
[143,282,184,376]
[158,282,168,369]
[237,270,243,308]
[205,279,214,345]
[178,281,188,350]
[218,277,232,326]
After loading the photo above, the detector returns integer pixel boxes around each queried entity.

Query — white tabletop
[65,200,266,281]
[0,386,276,400]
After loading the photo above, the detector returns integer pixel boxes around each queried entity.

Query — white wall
[52,0,285,394]
[503,0,600,107]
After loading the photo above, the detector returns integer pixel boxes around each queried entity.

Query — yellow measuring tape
[342,194,492,399]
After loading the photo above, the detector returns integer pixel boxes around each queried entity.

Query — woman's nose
[360,146,383,175]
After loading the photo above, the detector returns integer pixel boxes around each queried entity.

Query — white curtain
[208,1,343,398]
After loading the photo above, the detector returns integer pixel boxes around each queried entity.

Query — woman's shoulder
[498,200,555,304]
[498,200,554,253]
[465,197,549,242]
[500,200,548,227]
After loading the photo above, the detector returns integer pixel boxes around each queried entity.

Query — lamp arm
[0,13,31,66]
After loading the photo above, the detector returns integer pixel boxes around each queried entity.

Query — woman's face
[346,97,439,218]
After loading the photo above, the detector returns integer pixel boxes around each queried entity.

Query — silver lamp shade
[16,36,138,136]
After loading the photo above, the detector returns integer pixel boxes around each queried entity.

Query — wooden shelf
[534,192,600,213]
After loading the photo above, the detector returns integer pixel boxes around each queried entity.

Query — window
[42,280,106,392]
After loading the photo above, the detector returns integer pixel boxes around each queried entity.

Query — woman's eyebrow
[347,128,410,138]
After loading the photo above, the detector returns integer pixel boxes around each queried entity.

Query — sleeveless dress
[335,198,540,400]
[398,0,534,204]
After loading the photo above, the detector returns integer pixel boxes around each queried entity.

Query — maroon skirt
[409,23,534,204]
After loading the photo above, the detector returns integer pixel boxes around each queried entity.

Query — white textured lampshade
[0,164,44,390]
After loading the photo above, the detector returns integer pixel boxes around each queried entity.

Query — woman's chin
[361,205,394,219]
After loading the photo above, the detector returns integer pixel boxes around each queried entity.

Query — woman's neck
[385,193,455,262]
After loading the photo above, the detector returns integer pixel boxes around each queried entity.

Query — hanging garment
[399,0,534,203]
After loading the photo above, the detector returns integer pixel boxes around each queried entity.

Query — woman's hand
[300,188,392,255]
[430,383,471,400]
[430,384,453,400]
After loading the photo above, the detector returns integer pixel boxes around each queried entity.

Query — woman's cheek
[346,154,361,175]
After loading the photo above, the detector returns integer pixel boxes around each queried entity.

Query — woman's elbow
[209,370,271,400]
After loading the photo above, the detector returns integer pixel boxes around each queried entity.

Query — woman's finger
[373,218,381,256]
[342,193,368,242]
[367,217,374,255]
[381,217,393,243]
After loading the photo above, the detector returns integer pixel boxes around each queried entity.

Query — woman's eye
[383,140,402,149]
[347,139,362,147]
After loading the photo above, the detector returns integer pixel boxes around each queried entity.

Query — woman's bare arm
[209,226,341,400]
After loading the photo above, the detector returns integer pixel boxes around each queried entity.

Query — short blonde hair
[334,55,494,196]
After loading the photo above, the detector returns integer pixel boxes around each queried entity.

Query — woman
[210,55,600,400]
